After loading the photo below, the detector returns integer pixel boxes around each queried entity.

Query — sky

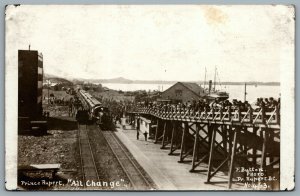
[6,5,294,82]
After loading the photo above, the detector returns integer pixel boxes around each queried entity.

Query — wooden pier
[127,106,280,189]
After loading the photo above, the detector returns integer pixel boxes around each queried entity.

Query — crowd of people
[98,99,132,124]
[91,97,280,122]
[134,97,280,114]
[69,88,280,124]
[44,94,73,106]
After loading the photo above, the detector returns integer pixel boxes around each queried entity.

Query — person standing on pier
[136,115,140,140]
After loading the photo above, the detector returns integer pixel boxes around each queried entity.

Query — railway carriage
[78,90,102,120]
[77,89,112,128]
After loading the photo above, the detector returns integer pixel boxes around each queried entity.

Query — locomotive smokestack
[29,44,31,51]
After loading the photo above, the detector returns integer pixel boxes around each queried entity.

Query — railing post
[220,107,223,121]
[262,106,266,124]
[249,107,253,123]
[228,107,232,121]
[275,105,280,125]
[238,106,241,122]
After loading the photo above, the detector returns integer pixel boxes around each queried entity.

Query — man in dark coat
[136,116,140,140]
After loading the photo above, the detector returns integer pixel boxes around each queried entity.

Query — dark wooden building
[161,82,206,103]
[18,50,43,119]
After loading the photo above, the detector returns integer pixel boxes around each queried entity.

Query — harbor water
[101,83,280,103]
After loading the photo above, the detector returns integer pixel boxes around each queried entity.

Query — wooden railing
[128,105,280,127]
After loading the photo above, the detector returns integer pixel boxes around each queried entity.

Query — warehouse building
[160,82,206,103]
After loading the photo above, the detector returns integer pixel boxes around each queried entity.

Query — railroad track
[78,124,100,189]
[102,130,156,190]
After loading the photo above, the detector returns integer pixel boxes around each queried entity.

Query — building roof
[162,82,206,98]
[179,82,204,95]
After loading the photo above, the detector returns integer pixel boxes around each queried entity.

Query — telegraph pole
[48,80,50,104]
[244,83,247,102]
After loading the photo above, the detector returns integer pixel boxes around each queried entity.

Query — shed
[161,82,206,103]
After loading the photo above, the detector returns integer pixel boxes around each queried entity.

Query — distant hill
[99,77,133,83]
[84,77,280,86]
[44,74,73,85]
[46,73,280,86]
[44,73,57,78]
[82,77,132,84]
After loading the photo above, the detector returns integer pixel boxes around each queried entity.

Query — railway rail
[76,89,155,190]
[77,124,101,189]
[102,130,156,190]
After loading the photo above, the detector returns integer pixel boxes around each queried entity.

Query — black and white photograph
[5,4,295,191]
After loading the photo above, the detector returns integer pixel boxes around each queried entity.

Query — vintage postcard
[5,5,295,191]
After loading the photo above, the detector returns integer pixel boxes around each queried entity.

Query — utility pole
[213,66,217,91]
[47,80,50,105]
[244,83,247,102]
[204,66,207,89]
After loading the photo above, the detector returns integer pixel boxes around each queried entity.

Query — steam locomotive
[77,89,111,129]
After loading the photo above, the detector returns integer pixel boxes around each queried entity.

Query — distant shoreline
[98,81,280,86]
[44,74,280,86]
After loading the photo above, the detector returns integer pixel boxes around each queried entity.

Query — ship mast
[203,67,207,89]
[213,66,217,91]
[244,83,247,102]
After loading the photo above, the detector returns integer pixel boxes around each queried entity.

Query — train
[77,89,111,129]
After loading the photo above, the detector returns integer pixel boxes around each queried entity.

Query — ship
[203,66,229,101]
[207,89,229,101]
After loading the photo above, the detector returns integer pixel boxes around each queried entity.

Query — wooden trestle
[127,106,280,189]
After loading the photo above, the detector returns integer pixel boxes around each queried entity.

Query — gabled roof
[163,82,206,98]
[179,82,204,95]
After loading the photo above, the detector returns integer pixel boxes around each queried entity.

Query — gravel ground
[18,128,79,190]
[18,98,80,190]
